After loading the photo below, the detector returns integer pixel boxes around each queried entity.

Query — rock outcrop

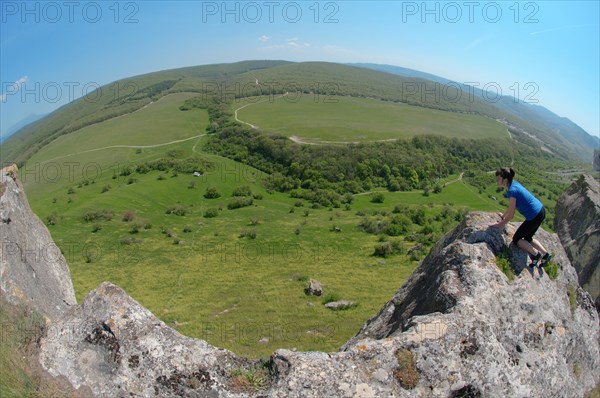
[39,282,251,397]
[554,174,600,309]
[2,166,599,397]
[1,165,76,321]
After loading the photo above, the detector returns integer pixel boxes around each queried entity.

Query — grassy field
[24,163,501,358]
[23,93,207,200]
[235,95,508,143]
[18,90,512,358]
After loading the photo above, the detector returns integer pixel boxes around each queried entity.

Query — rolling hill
[2,60,597,166]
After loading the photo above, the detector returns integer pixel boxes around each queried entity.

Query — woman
[491,167,552,267]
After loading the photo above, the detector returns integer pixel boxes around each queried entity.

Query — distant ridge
[1,113,46,143]
[349,63,454,85]
[351,62,600,160]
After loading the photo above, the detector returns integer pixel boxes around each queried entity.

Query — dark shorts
[513,207,545,244]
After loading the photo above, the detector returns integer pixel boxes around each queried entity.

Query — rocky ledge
[2,166,599,397]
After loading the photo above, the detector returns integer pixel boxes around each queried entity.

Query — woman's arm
[492,197,516,228]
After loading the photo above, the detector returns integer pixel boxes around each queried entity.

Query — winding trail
[42,133,206,164]
[234,93,289,129]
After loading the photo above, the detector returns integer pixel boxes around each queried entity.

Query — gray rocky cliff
[554,174,600,309]
[0,165,76,321]
[2,166,599,397]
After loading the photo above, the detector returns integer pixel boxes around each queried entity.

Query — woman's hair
[495,167,515,183]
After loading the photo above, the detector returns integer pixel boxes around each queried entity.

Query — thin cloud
[530,24,596,35]
[0,76,28,103]
[258,35,269,42]
[258,38,310,51]
[464,35,495,51]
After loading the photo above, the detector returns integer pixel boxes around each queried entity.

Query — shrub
[120,237,142,245]
[370,192,385,203]
[188,180,197,189]
[122,210,136,222]
[204,208,219,218]
[204,186,221,199]
[232,185,252,197]
[101,184,111,193]
[46,213,58,226]
[228,197,253,210]
[130,223,143,234]
[83,209,114,222]
[92,223,102,233]
[183,226,193,233]
[373,240,404,258]
[166,205,188,216]
[358,217,387,235]
[239,229,257,239]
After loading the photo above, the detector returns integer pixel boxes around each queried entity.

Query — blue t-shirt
[506,180,543,220]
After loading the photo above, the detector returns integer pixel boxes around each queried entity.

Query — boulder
[324,300,355,310]
[305,278,323,296]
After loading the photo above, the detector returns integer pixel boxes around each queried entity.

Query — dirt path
[42,133,206,164]
[234,93,289,129]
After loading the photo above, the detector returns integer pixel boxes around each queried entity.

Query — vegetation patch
[0,302,83,397]
[203,208,219,218]
[496,247,515,281]
[228,362,270,393]
[373,240,404,258]
[166,205,188,216]
[543,254,559,280]
[567,283,577,316]
[394,348,420,389]
[321,292,341,305]
[204,187,221,199]
[83,209,114,222]
[228,197,254,210]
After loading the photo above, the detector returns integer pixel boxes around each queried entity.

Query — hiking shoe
[529,252,542,267]
[540,252,553,267]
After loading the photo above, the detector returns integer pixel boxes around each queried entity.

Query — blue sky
[1,1,599,140]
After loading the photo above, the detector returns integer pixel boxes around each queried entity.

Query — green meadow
[235,95,508,143]
[22,91,510,358]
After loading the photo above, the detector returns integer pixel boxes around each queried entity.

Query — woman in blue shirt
[491,168,552,267]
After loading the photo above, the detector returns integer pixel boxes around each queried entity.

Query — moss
[394,348,420,389]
